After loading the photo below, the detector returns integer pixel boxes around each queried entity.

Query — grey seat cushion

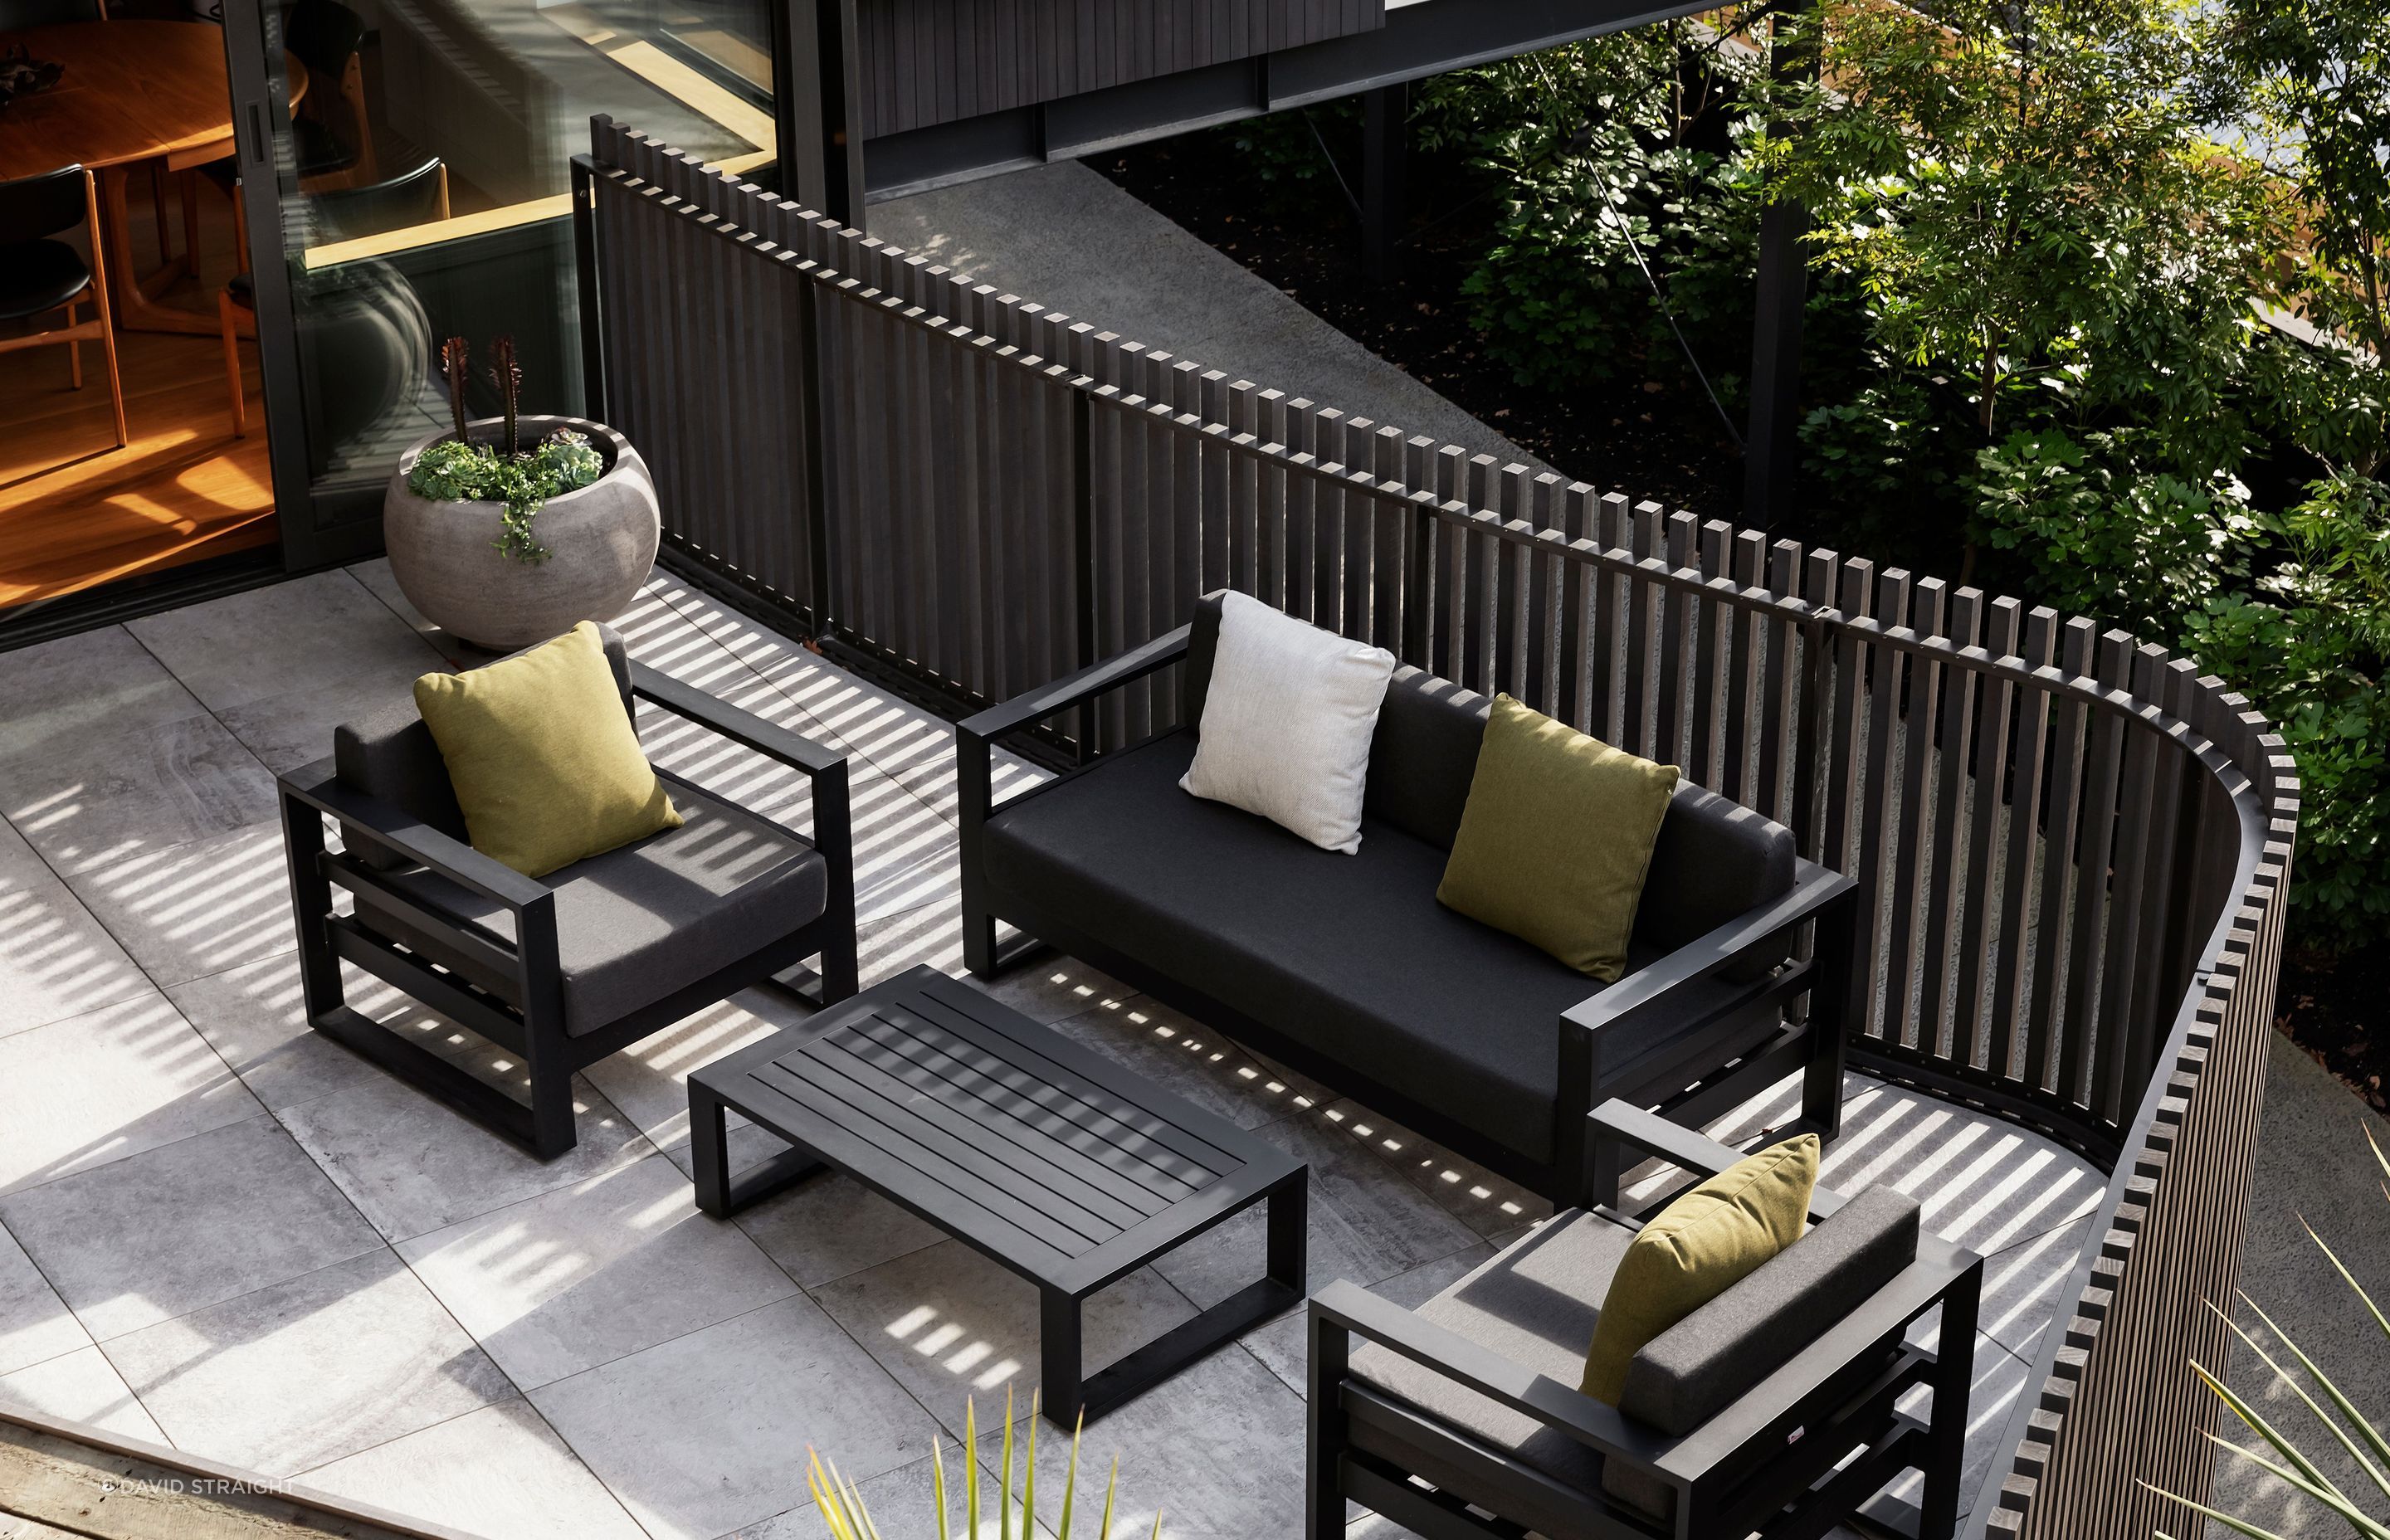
[982,733,1615,1164]
[1349,1211,1625,1508]
[351,779,827,1036]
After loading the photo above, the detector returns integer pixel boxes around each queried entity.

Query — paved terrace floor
[0,565,2104,1540]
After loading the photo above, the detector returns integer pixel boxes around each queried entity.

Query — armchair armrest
[629,663,846,779]
[279,759,549,915]
[1310,1280,1669,1469]
[1569,861,1855,1035]
[628,661,854,922]
[1586,1100,1847,1225]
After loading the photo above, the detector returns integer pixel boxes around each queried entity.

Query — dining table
[0,20,303,336]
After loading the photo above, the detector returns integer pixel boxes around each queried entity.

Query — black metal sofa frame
[955,599,1861,1206]
[278,649,859,1160]
[1308,1101,1983,1540]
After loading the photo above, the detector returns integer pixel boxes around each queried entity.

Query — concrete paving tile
[298,1397,647,1540]
[0,818,152,1040]
[811,1238,1200,1439]
[0,992,262,1196]
[990,1347,1310,1540]
[732,1169,949,1291]
[580,989,809,1154]
[0,1343,167,1444]
[165,953,527,1115]
[105,1248,512,1475]
[958,953,1140,1027]
[58,821,295,988]
[1045,992,1332,1133]
[531,1293,941,1540]
[397,1153,799,1391]
[215,673,432,775]
[0,1114,381,1342]
[126,569,446,715]
[0,711,279,876]
[278,1065,654,1243]
[1241,1239,1501,1396]
[1813,1079,2105,1257]
[0,1223,90,1377]
[1149,1105,1480,1311]
[1978,1214,2092,1362]
[0,626,207,768]
[1310,1099,1554,1240]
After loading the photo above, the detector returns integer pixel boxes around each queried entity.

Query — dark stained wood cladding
[853,0,1385,138]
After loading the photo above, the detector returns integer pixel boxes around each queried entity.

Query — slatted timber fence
[573,115,2299,1540]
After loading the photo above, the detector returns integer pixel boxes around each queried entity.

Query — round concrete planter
[384,416,660,651]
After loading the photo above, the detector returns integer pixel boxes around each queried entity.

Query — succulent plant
[485,335,523,457]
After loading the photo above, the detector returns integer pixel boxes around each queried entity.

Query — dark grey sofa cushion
[1620,1187,1922,1436]
[350,777,827,1036]
[983,734,1612,1163]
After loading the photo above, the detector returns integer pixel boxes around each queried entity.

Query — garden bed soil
[1092,138,1746,523]
[2276,949,2390,1118]
[1097,126,2383,1114]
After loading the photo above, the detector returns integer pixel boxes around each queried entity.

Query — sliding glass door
[221,0,779,565]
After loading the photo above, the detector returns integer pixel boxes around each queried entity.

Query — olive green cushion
[1435,694,1680,981]
[1579,1133,1819,1406]
[412,621,681,878]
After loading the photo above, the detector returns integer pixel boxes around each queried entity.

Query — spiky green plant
[808,1388,1164,1540]
[2150,1126,2390,1539]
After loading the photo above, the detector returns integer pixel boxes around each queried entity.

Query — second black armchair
[277,626,858,1158]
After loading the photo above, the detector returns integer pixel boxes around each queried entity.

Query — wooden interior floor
[0,179,276,613]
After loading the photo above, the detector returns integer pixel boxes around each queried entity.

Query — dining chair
[0,1,181,264]
[0,165,127,450]
[285,0,375,188]
[218,153,450,436]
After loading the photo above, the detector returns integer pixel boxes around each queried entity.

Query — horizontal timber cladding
[580,116,2297,1539]
[851,0,1386,139]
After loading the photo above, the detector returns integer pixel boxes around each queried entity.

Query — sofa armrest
[1574,861,1854,1036]
[1583,1100,1848,1225]
[958,625,1193,748]
[279,759,551,916]
[954,624,1194,835]
[1310,1280,1670,1469]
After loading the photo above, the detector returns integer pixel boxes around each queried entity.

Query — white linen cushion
[1179,591,1397,853]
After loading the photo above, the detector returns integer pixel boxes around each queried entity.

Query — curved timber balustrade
[575,116,2300,1538]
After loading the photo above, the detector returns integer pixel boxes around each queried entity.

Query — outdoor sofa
[1307,1099,1982,1540]
[955,593,1861,1206]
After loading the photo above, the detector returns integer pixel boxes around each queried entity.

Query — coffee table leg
[1040,1288,1085,1427]
[691,1084,734,1217]
[1266,1172,1308,1291]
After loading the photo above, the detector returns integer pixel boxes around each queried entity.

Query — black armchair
[1308,1101,1981,1540]
[278,627,858,1158]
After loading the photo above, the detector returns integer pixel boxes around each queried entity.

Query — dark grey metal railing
[574,116,2297,1538]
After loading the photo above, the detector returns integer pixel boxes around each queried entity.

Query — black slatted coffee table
[688,964,1308,1425]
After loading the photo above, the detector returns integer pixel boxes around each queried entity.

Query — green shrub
[1970,427,2255,639]
[2186,474,2390,952]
